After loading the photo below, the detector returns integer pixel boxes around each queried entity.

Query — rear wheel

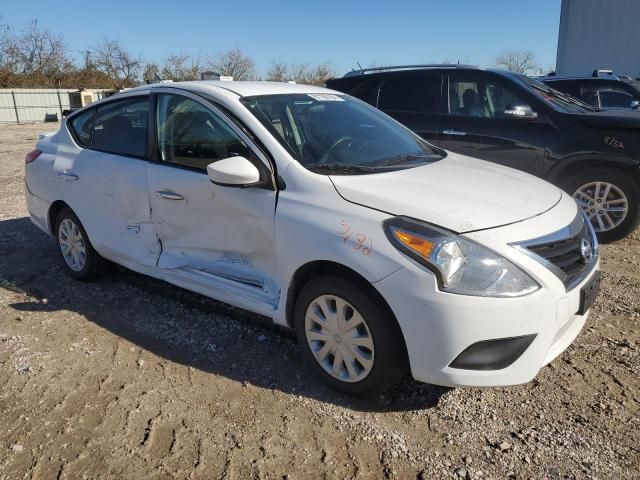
[55,208,105,280]
[294,275,407,396]
[563,169,639,242]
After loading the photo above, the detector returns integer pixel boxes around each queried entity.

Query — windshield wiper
[306,163,377,174]
[382,153,442,166]
[530,84,595,111]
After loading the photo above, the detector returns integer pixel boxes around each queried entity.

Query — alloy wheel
[573,181,628,232]
[58,218,87,272]
[304,294,374,383]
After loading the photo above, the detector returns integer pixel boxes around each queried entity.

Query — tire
[54,207,105,281]
[294,275,407,396]
[562,168,640,243]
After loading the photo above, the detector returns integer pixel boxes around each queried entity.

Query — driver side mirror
[631,100,640,110]
[207,156,261,187]
[504,105,538,121]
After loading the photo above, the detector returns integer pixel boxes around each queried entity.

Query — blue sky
[2,0,561,76]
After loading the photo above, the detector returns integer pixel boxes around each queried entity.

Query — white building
[556,0,640,78]
[0,89,110,124]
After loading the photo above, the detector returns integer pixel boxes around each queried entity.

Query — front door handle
[156,190,184,201]
[441,129,467,136]
[57,171,79,181]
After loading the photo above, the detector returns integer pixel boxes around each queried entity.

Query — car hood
[576,109,640,129]
[330,152,562,233]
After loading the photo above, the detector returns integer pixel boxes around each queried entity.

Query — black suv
[539,75,640,111]
[326,65,640,241]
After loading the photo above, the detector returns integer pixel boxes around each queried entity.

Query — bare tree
[161,54,202,81]
[91,38,141,87]
[301,62,336,85]
[495,50,538,75]
[265,61,336,85]
[208,47,255,80]
[142,62,160,83]
[0,22,16,71]
[265,61,289,82]
[0,20,71,75]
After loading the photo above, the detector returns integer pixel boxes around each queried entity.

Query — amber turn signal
[392,228,434,258]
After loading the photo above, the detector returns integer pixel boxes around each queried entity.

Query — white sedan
[24,81,600,396]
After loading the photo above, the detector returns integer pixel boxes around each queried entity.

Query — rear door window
[378,76,441,113]
[92,97,149,157]
[69,109,95,147]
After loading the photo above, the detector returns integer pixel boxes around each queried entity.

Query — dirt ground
[0,122,638,480]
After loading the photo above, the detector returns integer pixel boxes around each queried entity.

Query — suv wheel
[294,275,407,396]
[55,207,105,280]
[564,169,639,242]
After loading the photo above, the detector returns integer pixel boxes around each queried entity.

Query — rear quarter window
[69,109,95,147]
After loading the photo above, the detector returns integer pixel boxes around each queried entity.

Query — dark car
[326,64,640,241]
[539,75,640,111]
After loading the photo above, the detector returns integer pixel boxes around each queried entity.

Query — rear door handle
[441,129,467,136]
[156,190,184,201]
[57,171,79,181]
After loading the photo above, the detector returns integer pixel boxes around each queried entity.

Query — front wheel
[563,169,639,243]
[294,275,407,396]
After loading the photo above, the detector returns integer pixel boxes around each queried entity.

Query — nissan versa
[24,81,600,396]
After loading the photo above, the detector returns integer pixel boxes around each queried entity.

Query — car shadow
[0,216,448,412]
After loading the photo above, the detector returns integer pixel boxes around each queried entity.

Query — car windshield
[517,75,594,113]
[241,93,444,173]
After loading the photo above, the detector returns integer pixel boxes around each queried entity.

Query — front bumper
[375,254,599,388]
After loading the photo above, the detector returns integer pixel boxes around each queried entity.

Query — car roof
[539,76,624,82]
[128,80,339,98]
[335,64,522,80]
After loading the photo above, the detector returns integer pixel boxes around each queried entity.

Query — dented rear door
[55,95,161,267]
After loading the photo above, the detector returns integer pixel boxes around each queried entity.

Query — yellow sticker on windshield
[307,93,344,102]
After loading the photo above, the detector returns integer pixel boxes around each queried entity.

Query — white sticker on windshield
[307,93,344,102]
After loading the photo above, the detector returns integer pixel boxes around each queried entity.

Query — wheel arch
[547,155,640,187]
[284,260,409,361]
[48,200,72,235]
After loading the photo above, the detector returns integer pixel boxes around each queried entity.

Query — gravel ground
[1,122,639,479]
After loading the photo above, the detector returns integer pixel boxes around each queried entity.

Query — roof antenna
[154,73,165,83]
[357,62,363,71]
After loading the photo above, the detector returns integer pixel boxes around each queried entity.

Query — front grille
[515,212,598,290]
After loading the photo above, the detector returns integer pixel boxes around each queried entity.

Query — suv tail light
[25,149,42,164]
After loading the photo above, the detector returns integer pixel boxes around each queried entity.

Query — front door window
[449,78,527,118]
[155,94,251,171]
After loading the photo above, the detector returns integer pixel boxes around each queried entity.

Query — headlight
[383,217,539,297]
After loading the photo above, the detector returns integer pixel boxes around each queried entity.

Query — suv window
[581,90,599,108]
[549,81,581,98]
[351,79,381,105]
[69,109,95,147]
[93,97,148,157]
[599,90,634,108]
[449,77,527,119]
[156,94,251,171]
[378,76,440,113]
